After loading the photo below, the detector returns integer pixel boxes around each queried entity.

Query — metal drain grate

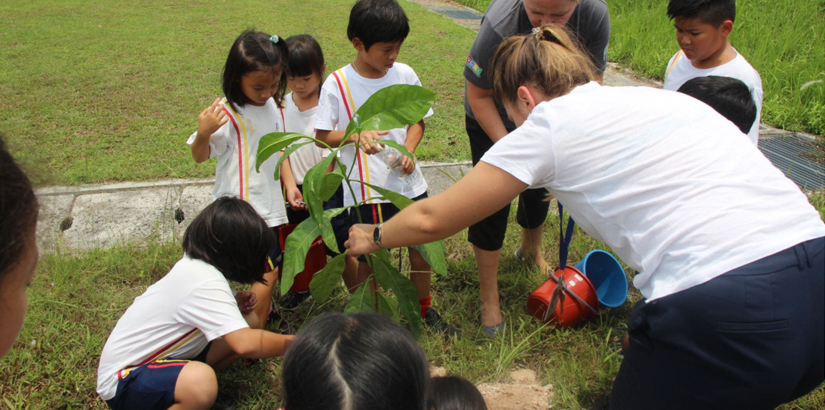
[759,134,825,190]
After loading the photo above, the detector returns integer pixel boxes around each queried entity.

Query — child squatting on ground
[663,0,763,144]
[186,30,291,330]
[0,134,40,361]
[96,197,295,410]
[314,0,459,338]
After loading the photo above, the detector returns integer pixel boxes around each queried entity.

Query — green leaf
[309,253,347,303]
[270,140,315,180]
[376,292,400,320]
[255,132,309,172]
[319,206,350,254]
[281,218,321,295]
[303,155,340,248]
[357,181,414,209]
[371,252,422,339]
[344,279,374,313]
[319,167,346,202]
[411,241,448,276]
[344,84,436,139]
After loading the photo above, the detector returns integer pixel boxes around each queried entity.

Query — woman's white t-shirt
[97,256,249,401]
[282,92,329,184]
[187,98,287,227]
[481,82,825,301]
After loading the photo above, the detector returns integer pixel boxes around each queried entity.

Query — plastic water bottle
[380,146,422,186]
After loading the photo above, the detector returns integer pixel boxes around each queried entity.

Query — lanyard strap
[558,202,575,270]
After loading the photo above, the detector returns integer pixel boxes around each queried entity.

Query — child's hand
[235,290,258,314]
[399,153,416,175]
[353,130,389,155]
[197,98,229,138]
[286,187,306,211]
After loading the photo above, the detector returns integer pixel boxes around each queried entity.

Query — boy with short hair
[678,75,757,135]
[315,0,459,338]
[663,0,763,144]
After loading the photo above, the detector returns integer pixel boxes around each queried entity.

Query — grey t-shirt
[463,0,610,122]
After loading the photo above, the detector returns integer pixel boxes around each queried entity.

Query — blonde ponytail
[490,24,595,106]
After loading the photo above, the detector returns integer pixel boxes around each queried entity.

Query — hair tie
[531,27,563,47]
[270,34,280,44]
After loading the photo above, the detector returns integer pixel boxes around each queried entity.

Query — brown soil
[432,368,553,410]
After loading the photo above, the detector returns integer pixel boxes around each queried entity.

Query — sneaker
[267,307,297,335]
[279,291,312,311]
[423,307,461,340]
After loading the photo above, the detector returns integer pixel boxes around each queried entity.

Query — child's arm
[399,120,424,175]
[280,157,306,210]
[190,98,228,163]
[222,328,295,359]
[316,129,388,154]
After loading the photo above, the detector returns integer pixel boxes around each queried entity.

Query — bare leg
[521,225,550,274]
[408,248,432,300]
[169,362,217,410]
[251,268,279,329]
[341,254,362,294]
[474,245,503,327]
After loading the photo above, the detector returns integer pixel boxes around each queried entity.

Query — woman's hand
[345,223,380,257]
[235,290,258,314]
[197,98,229,138]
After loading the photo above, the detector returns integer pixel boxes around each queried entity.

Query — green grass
[0,0,474,186]
[2,197,824,409]
[452,0,825,138]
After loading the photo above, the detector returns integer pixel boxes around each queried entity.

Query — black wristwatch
[373,223,388,250]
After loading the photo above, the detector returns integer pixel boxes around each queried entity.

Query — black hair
[281,312,431,410]
[182,196,275,284]
[222,29,290,112]
[429,376,488,410]
[347,0,410,51]
[0,134,38,282]
[286,35,325,81]
[667,0,736,26]
[678,75,756,134]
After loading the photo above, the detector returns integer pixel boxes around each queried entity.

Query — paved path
[34,0,821,253]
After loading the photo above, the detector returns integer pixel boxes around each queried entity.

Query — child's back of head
[182,196,275,284]
[281,312,430,410]
[667,0,736,25]
[222,29,290,111]
[677,75,757,135]
[429,376,488,410]
[347,0,410,50]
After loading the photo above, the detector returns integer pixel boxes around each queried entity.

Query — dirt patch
[432,367,553,410]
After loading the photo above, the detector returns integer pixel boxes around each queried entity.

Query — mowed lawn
[0,0,475,186]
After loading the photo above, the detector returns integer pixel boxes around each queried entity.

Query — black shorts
[466,115,549,251]
[344,192,429,262]
[610,237,825,410]
[267,226,284,271]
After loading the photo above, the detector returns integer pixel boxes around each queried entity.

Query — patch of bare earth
[432,367,553,410]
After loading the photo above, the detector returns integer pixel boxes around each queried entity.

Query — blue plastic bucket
[574,250,628,308]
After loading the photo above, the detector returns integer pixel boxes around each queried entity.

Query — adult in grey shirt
[463,0,609,336]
